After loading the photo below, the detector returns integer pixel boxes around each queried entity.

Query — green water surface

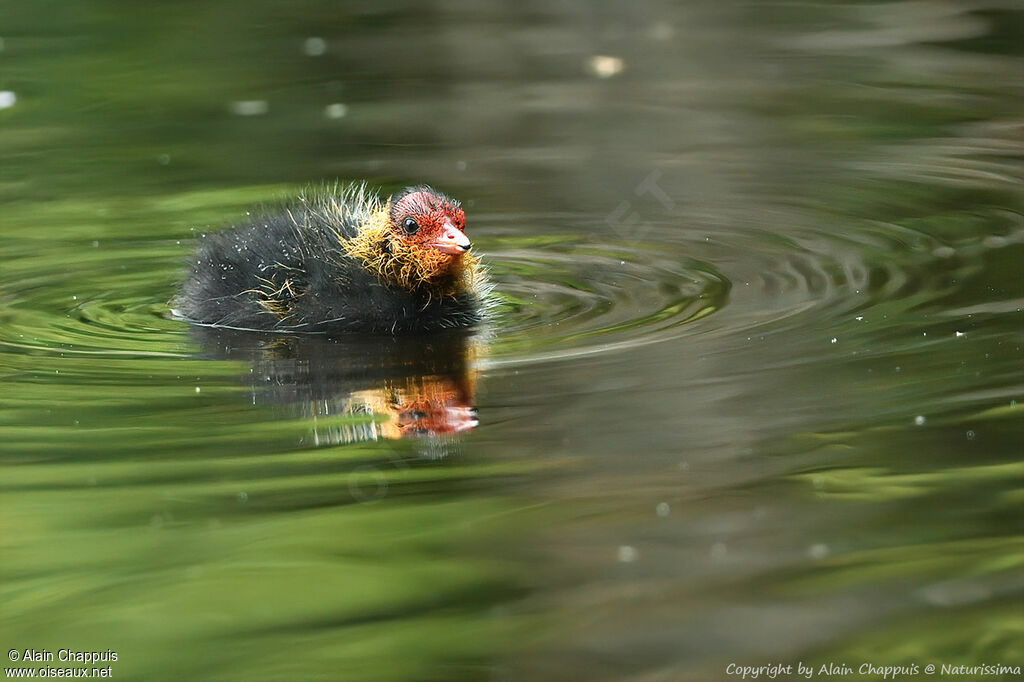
[1,2,1022,680]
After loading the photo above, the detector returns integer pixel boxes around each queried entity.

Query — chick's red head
[389,186,470,258]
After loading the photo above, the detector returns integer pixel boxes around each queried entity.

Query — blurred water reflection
[190,327,482,442]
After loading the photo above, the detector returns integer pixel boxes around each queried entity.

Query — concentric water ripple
[484,235,730,362]
[0,240,186,360]
[1,226,733,365]
[1,204,1019,375]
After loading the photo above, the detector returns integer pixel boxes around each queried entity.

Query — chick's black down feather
[175,188,487,334]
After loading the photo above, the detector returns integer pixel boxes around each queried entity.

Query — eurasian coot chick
[176,184,492,333]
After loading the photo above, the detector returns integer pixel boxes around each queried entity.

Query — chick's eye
[402,217,419,235]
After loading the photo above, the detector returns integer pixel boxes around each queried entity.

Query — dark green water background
[1,2,1022,680]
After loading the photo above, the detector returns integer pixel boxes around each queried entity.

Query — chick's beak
[431,220,471,255]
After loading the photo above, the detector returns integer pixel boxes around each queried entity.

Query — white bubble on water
[304,37,327,56]
[325,103,348,119]
[230,100,268,116]
[588,55,624,78]
[808,543,829,560]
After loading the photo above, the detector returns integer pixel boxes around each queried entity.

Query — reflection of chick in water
[190,326,482,444]
[353,375,477,439]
